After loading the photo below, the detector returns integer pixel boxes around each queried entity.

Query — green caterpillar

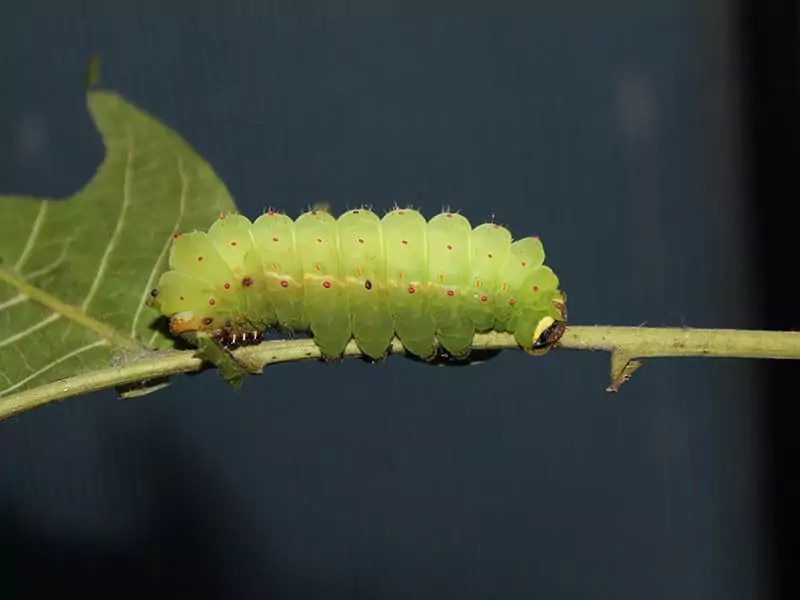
[148,208,567,361]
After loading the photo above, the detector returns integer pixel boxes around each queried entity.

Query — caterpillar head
[529,291,568,355]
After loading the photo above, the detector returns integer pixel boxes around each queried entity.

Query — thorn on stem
[607,350,643,392]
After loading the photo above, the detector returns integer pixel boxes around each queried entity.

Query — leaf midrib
[0,266,142,350]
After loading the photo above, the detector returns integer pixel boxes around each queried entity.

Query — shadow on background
[0,446,274,598]
[746,0,800,598]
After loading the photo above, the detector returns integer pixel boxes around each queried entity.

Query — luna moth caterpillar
[148,208,567,363]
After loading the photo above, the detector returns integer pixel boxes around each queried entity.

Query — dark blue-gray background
[0,2,767,599]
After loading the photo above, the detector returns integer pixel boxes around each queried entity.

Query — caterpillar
[148,208,567,362]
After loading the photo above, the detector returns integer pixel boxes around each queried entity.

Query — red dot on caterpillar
[446,213,453,218]
[446,290,454,297]
[322,281,331,289]
[532,285,539,292]
[508,298,516,306]
[209,298,216,306]
[446,244,453,250]
[316,238,323,243]
[230,241,237,246]
[197,256,204,262]
[408,285,416,294]
[219,214,227,220]
[224,282,231,290]
[532,235,540,241]
[521,261,527,267]
[273,237,279,242]
[173,233,181,239]
[398,210,406,215]
[480,294,488,302]
[401,240,408,245]
[280,280,288,288]
[267,210,275,216]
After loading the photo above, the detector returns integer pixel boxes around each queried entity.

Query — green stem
[1,325,798,421]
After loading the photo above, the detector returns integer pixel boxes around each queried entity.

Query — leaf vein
[0,294,28,312]
[130,153,188,340]
[15,202,49,272]
[82,135,135,312]
[0,314,61,348]
[0,340,108,397]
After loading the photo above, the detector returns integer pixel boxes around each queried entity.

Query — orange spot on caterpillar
[397,272,404,280]
[173,233,182,239]
[322,281,331,289]
[487,253,493,259]
[508,298,515,306]
[209,298,216,306]
[197,256,204,262]
[230,241,237,246]
[532,285,539,292]
[280,280,289,288]
[224,282,231,290]
[446,213,453,218]
[356,268,363,277]
[446,289,454,297]
[398,210,406,215]
[219,214,227,220]
[267,210,275,216]
[271,263,279,270]
[273,237,279,242]
[179,296,185,301]
[493,224,500,229]
[475,280,482,288]
[358,238,365,244]
[446,244,453,250]
[532,235,540,241]
[408,285,416,294]
[402,240,408,245]
[314,264,321,272]
[521,261,527,267]
[242,277,253,287]
[480,294,488,302]
[316,238,323,243]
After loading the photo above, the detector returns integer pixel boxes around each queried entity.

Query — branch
[1,326,798,421]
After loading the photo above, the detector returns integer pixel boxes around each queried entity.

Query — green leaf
[0,89,238,399]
